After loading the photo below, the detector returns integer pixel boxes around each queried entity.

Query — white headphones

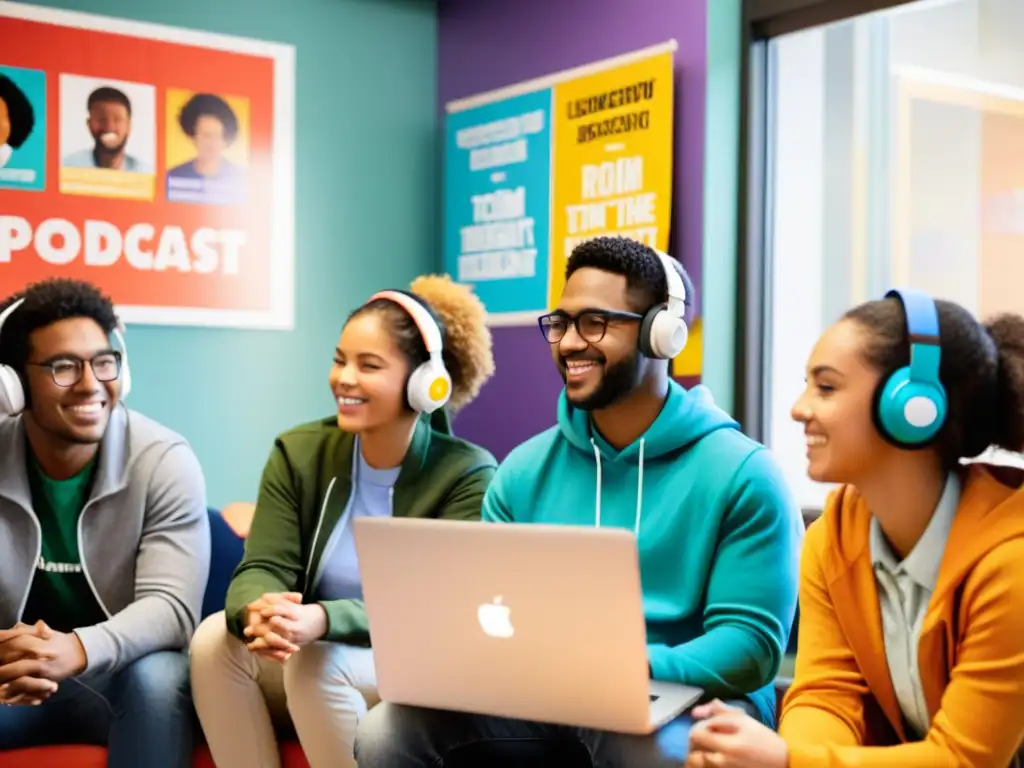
[0,298,24,415]
[0,297,132,416]
[369,290,451,414]
[638,249,689,359]
[114,322,132,400]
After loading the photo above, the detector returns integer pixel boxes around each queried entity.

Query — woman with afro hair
[189,274,497,768]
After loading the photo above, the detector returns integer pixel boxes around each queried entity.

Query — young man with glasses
[0,278,209,768]
[355,236,804,766]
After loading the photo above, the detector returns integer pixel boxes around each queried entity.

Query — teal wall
[26,0,439,507]
[702,0,743,414]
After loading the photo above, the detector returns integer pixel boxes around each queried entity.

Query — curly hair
[845,296,1024,468]
[178,93,239,144]
[348,275,494,414]
[565,236,695,322]
[0,278,120,381]
[0,74,36,148]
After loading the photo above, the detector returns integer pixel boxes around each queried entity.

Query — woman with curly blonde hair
[189,275,497,768]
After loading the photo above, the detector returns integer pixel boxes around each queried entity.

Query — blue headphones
[874,288,948,448]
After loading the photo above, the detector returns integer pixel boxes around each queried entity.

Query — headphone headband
[369,290,444,357]
[0,297,26,415]
[886,288,941,383]
[0,297,25,334]
[653,249,686,319]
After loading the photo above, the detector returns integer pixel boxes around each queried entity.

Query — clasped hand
[0,620,87,706]
[243,592,327,662]
[684,700,789,768]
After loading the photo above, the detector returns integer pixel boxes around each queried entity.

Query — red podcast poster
[0,2,295,329]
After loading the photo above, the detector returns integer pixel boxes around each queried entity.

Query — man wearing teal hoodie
[355,237,803,766]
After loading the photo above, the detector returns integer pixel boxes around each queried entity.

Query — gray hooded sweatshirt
[0,404,210,675]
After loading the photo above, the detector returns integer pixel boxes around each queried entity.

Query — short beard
[561,349,644,412]
[92,137,127,155]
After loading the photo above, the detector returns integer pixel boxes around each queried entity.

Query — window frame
[747,0,919,39]
[736,0,926,515]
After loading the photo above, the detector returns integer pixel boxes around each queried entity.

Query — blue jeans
[0,649,193,768]
[354,698,761,767]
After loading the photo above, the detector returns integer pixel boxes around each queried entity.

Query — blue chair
[201,507,245,620]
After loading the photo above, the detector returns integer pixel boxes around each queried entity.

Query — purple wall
[440,0,707,458]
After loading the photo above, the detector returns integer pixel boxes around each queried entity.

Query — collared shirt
[62,148,148,173]
[870,472,960,739]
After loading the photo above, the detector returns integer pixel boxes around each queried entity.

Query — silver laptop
[353,517,703,735]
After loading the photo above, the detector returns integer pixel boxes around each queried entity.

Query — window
[762,0,1024,511]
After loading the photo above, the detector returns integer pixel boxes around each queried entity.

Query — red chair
[1,504,311,768]
[1,743,311,768]
[193,742,310,767]
[1,746,107,768]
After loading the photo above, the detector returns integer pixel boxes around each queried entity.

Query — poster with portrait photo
[0,1,295,330]
[0,64,46,191]
[59,73,155,201]
[165,89,250,206]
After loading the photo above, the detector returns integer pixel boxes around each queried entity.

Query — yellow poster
[548,51,675,308]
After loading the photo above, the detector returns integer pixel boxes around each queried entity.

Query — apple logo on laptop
[477,596,514,638]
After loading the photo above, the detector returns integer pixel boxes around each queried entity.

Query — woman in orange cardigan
[685,289,1024,768]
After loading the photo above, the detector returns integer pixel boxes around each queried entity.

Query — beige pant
[189,611,378,768]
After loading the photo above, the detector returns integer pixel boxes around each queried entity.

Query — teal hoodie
[482,381,803,724]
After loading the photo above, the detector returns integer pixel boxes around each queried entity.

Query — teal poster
[0,64,46,192]
[443,89,552,323]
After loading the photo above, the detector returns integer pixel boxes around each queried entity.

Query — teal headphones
[874,288,948,448]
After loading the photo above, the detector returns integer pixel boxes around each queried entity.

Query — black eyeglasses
[537,309,643,344]
[29,352,122,388]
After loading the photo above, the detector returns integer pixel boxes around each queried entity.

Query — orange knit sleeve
[784,535,1024,768]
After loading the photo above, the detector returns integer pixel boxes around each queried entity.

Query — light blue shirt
[62,148,149,173]
[870,472,960,739]
[314,442,398,601]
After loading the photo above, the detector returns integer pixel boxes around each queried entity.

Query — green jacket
[224,410,496,644]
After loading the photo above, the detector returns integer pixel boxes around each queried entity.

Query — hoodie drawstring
[591,437,645,537]
[636,438,645,535]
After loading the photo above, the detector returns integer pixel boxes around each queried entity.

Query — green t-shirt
[21,454,107,633]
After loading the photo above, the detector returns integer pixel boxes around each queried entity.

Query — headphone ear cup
[650,311,689,359]
[406,361,451,414]
[638,304,665,358]
[874,366,946,448]
[0,364,26,416]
